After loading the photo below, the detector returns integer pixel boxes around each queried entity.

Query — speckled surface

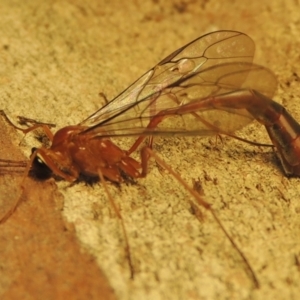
[1,1,300,299]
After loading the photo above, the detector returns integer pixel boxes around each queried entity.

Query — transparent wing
[79,31,276,138]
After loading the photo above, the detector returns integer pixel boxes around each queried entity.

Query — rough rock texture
[1,1,300,299]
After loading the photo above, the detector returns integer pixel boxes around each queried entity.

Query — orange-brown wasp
[1,30,300,287]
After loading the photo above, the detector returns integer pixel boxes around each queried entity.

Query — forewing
[80,31,255,131]
[79,31,277,139]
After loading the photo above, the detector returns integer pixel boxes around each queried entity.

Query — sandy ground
[1,0,300,299]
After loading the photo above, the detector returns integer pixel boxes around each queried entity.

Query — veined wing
[78,31,277,138]
[79,31,255,131]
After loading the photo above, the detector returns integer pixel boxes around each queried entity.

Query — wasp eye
[29,154,53,180]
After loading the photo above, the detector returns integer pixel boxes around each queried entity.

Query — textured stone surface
[1,1,300,299]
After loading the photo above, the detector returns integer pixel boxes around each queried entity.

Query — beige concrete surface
[1,0,300,299]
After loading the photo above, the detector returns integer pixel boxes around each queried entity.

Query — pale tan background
[1,0,300,299]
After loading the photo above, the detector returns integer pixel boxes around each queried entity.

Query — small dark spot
[173,2,188,13]
[293,72,299,81]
